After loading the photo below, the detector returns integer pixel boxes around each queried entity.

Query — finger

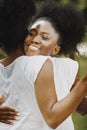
[0,119,14,125]
[0,106,19,113]
[0,95,5,105]
[0,116,19,120]
[0,111,19,116]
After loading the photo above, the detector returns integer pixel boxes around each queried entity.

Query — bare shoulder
[35,58,56,103]
[35,59,53,83]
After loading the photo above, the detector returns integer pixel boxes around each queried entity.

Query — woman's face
[24,20,60,56]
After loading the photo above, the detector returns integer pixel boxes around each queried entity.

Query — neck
[0,49,24,67]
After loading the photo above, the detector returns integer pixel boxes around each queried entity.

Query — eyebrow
[29,28,36,32]
[41,32,50,35]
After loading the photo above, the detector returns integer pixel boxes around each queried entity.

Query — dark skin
[0,94,19,125]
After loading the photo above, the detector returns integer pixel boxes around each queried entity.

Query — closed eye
[29,29,37,37]
[42,36,49,40]
[41,34,50,41]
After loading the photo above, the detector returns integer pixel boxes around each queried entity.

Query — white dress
[0,55,78,130]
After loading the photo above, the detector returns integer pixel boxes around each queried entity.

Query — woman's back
[0,56,49,130]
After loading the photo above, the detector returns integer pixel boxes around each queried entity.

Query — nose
[32,35,40,44]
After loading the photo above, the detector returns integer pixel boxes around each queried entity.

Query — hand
[0,94,19,125]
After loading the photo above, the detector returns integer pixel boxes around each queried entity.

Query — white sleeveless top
[0,55,78,130]
[50,57,78,130]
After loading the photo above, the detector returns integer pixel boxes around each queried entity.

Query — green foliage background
[72,56,87,130]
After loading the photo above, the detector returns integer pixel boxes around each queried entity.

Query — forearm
[49,79,87,128]
[71,74,87,116]
[76,96,87,115]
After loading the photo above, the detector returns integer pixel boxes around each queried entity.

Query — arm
[76,96,87,115]
[0,94,19,125]
[71,75,87,115]
[35,60,87,129]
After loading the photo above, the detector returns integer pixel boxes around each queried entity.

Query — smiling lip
[29,45,39,51]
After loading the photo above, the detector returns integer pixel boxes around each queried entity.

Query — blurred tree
[83,6,87,26]
[70,0,78,3]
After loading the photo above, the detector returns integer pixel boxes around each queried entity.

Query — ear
[51,45,61,56]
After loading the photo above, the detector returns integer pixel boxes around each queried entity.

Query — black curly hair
[32,0,85,55]
[0,0,36,54]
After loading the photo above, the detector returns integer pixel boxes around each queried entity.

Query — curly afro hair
[33,0,85,55]
[0,0,36,54]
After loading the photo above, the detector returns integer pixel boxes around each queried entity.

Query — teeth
[29,46,39,51]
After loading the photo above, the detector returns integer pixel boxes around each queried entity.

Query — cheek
[42,42,54,50]
[41,40,52,47]
[24,36,33,54]
[25,35,33,46]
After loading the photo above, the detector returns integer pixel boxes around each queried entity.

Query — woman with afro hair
[23,1,87,130]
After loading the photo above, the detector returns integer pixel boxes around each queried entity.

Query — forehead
[30,20,57,33]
